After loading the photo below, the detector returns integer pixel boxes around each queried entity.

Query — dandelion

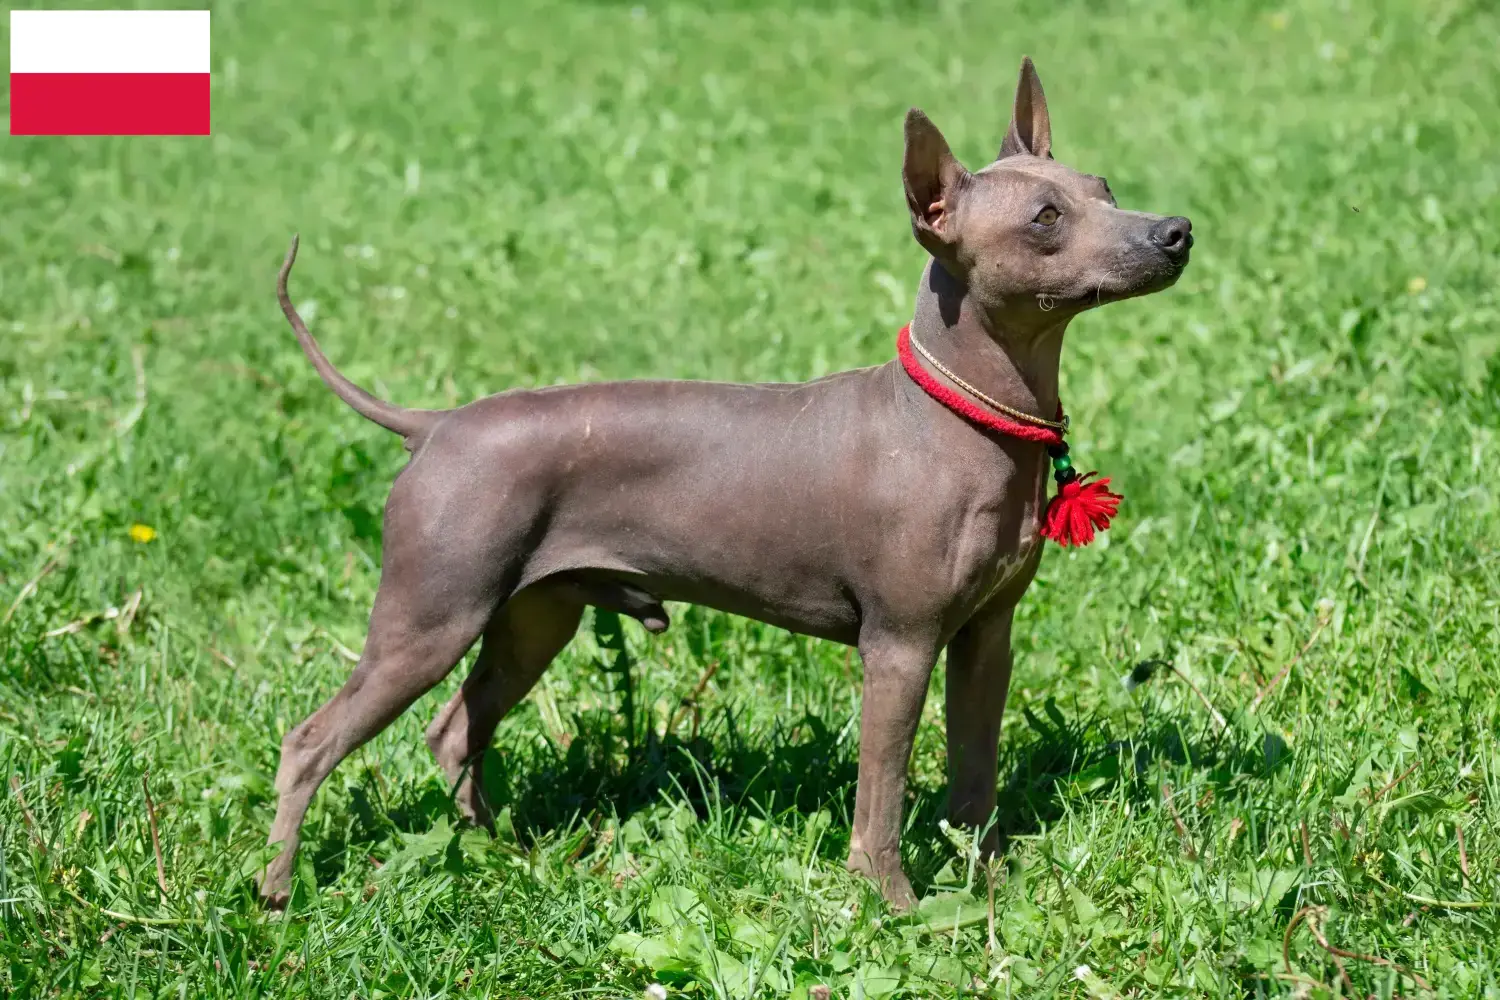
[645,985,668,1000]
[1121,659,1162,692]
[1407,276,1427,294]
[128,523,157,543]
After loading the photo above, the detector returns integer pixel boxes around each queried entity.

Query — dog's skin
[259,57,1191,910]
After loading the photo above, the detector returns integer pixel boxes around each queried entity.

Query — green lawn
[3,0,1498,996]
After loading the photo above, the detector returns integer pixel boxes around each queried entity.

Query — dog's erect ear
[998,56,1052,160]
[903,109,969,256]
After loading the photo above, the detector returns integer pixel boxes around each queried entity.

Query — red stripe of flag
[10,73,210,136]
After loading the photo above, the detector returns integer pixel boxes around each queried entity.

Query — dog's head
[903,57,1191,326]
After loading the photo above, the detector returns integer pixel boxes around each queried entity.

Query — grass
[2,0,1498,995]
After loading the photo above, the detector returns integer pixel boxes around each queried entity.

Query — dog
[259,57,1191,910]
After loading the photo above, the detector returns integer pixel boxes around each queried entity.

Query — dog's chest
[947,463,1048,608]
[974,512,1042,603]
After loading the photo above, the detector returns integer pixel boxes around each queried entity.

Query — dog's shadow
[486,708,861,837]
[309,672,1278,894]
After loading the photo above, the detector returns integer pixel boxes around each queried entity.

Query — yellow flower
[1407,276,1427,294]
[128,523,157,543]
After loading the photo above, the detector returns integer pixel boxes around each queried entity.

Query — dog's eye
[1033,206,1060,226]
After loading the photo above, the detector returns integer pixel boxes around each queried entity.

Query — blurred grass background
[2,0,1498,995]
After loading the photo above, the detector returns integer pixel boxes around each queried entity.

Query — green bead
[1052,454,1073,472]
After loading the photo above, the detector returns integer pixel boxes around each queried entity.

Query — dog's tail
[277,235,437,447]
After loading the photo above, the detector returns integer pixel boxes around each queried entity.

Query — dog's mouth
[1140,252,1191,293]
[1064,246,1190,310]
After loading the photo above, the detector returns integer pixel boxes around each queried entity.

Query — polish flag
[9,10,210,136]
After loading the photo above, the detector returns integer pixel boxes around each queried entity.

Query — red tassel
[1041,473,1122,548]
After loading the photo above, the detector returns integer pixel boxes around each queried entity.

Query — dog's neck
[908,260,1068,422]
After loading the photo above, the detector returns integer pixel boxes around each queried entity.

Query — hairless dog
[259,57,1191,909]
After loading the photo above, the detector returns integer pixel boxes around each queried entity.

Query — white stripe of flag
[10,10,210,73]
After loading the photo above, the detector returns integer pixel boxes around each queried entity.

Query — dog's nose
[1150,216,1193,256]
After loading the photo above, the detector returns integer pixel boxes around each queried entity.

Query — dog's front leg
[846,634,939,911]
[944,603,1017,857]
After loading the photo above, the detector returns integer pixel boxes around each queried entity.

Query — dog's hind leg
[258,502,505,906]
[425,583,585,825]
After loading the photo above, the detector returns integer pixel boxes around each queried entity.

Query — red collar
[895,324,1122,547]
[896,325,1065,445]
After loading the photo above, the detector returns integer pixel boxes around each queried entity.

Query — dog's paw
[845,849,917,912]
[880,871,918,913]
[257,864,292,911]
[259,888,290,911]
